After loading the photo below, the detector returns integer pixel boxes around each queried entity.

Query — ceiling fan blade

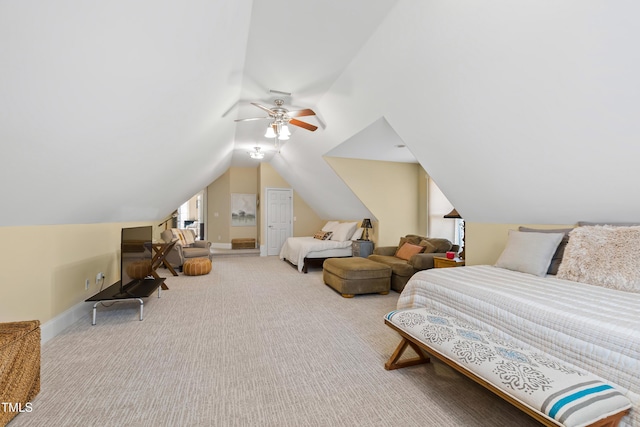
[251,102,276,115]
[234,117,269,122]
[289,118,318,132]
[287,108,316,118]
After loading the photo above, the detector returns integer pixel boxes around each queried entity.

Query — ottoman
[323,258,391,298]
[183,258,212,276]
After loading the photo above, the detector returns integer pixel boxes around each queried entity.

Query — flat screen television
[120,226,153,294]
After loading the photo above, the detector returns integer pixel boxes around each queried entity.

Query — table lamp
[361,218,372,241]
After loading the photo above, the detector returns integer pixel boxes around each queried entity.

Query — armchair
[160,229,211,270]
[368,234,459,293]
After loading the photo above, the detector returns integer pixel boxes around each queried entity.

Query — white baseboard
[41,301,91,344]
[210,242,232,249]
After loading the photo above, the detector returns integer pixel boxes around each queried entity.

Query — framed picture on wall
[231,193,256,227]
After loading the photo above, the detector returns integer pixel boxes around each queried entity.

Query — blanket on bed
[397,265,640,427]
[279,237,352,272]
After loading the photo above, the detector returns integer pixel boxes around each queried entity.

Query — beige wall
[206,169,231,244]
[0,221,153,323]
[258,163,325,245]
[465,222,575,266]
[206,164,323,247]
[325,157,426,246]
[230,167,258,241]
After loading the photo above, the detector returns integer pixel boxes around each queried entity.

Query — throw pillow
[350,227,364,240]
[418,239,438,254]
[495,230,564,277]
[330,222,358,242]
[397,237,408,249]
[313,230,333,240]
[322,221,340,232]
[557,225,640,292]
[182,229,196,246]
[423,238,453,253]
[170,229,186,246]
[395,243,424,261]
[518,227,573,275]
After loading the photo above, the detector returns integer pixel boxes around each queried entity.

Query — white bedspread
[279,237,352,272]
[397,265,640,427]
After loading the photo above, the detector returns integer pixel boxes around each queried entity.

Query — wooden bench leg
[385,337,430,370]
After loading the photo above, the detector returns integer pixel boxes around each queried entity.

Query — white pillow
[322,221,340,232]
[495,230,564,277]
[330,222,358,242]
[350,228,364,240]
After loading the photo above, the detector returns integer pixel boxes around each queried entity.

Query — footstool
[183,258,212,276]
[323,258,391,298]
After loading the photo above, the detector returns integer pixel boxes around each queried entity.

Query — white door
[266,188,292,256]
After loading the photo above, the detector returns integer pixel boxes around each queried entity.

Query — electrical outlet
[85,279,90,290]
[96,272,104,283]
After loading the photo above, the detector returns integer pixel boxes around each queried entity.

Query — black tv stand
[85,278,166,325]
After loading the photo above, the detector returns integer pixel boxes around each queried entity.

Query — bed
[279,221,362,273]
[396,225,640,427]
[279,236,353,273]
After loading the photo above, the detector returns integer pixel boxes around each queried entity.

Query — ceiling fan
[235,99,318,136]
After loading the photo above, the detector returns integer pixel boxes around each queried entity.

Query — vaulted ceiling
[2,1,639,227]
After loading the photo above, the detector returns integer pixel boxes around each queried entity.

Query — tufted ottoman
[183,258,212,276]
[323,257,391,298]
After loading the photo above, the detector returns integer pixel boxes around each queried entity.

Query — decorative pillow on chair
[170,229,187,246]
[395,243,425,261]
[418,239,438,254]
[182,229,196,246]
[313,230,333,240]
[495,230,564,277]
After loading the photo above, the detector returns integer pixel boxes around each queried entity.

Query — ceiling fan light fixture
[248,147,265,159]
[264,126,276,138]
[280,124,291,136]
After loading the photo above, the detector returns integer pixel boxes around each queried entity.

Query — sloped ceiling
[2,1,640,227]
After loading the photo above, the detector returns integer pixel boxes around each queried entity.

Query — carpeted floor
[10,256,541,426]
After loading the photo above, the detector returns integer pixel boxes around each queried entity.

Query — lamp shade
[443,208,461,219]
[264,126,277,138]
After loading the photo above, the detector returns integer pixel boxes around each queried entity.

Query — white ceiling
[2,1,640,227]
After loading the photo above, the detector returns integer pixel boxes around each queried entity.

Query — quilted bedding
[279,237,352,272]
[397,265,640,427]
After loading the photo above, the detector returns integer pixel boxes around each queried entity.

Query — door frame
[264,187,293,256]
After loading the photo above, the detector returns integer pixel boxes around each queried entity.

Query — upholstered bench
[183,257,212,276]
[384,308,631,427]
[323,257,391,298]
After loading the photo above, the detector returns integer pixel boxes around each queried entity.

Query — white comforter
[279,237,352,272]
[398,265,640,427]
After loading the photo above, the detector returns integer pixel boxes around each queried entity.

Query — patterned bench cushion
[385,308,631,427]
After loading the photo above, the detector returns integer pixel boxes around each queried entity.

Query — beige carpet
[11,257,541,426]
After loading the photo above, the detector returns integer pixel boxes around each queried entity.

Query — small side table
[433,256,465,269]
[352,240,374,258]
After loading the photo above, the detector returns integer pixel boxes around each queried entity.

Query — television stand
[85,278,166,325]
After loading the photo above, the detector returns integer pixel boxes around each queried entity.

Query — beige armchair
[368,234,459,293]
[160,229,211,271]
